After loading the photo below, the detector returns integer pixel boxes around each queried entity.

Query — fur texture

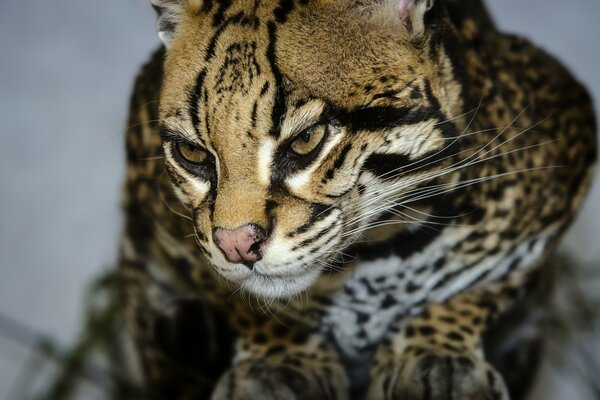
[120,0,597,398]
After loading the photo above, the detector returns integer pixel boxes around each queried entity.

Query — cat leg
[212,313,349,400]
[367,274,531,400]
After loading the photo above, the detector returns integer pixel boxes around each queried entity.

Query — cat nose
[212,224,268,269]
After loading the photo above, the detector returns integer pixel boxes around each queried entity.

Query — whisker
[400,165,564,206]
[361,103,532,190]
[372,96,487,183]
[435,96,487,127]
[347,116,554,225]
[345,144,562,233]
[159,190,193,222]
[341,209,465,238]
[138,155,165,161]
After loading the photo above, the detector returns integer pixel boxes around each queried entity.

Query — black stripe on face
[266,21,287,139]
[250,101,259,127]
[362,153,411,179]
[274,0,294,23]
[288,203,335,237]
[205,12,244,61]
[212,0,233,26]
[188,69,207,142]
[323,143,353,182]
[291,218,338,252]
[330,104,453,136]
[361,131,461,179]
[423,80,441,110]
[203,88,211,137]
[260,81,270,96]
[334,105,411,132]
[293,225,341,269]
[250,82,270,128]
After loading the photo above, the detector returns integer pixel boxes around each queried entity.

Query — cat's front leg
[211,315,349,400]
[367,275,529,400]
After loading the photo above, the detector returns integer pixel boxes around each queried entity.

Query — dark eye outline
[174,141,208,166]
[160,129,216,177]
[272,123,331,181]
[289,125,327,156]
[288,124,329,156]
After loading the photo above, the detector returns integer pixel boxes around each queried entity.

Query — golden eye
[290,125,326,155]
[175,141,207,165]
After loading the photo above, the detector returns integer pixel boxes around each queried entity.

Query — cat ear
[150,0,184,46]
[150,0,203,46]
[393,0,435,35]
[360,0,437,37]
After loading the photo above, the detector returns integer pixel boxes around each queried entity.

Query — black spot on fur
[418,326,436,336]
[381,294,397,309]
[274,0,294,23]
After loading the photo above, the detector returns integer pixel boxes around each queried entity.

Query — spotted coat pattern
[120,0,597,399]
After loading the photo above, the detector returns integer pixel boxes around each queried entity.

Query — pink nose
[212,224,267,268]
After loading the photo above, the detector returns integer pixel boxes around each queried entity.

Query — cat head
[152,0,464,298]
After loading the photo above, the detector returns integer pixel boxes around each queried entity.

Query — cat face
[156,0,462,298]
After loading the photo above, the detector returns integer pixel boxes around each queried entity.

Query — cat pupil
[300,130,312,143]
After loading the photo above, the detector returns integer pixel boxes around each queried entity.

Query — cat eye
[290,125,327,156]
[174,141,208,165]
[273,123,334,180]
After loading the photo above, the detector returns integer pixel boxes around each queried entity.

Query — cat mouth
[215,262,321,298]
[241,268,321,299]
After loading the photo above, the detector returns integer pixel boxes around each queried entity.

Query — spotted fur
[120,0,597,398]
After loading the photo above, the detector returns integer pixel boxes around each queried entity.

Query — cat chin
[237,268,322,299]
[208,252,324,298]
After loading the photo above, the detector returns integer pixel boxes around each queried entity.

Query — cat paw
[211,360,340,400]
[368,351,509,400]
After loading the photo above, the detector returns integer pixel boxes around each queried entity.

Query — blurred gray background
[0,0,598,398]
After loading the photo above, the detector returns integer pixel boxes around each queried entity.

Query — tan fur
[120,0,596,398]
